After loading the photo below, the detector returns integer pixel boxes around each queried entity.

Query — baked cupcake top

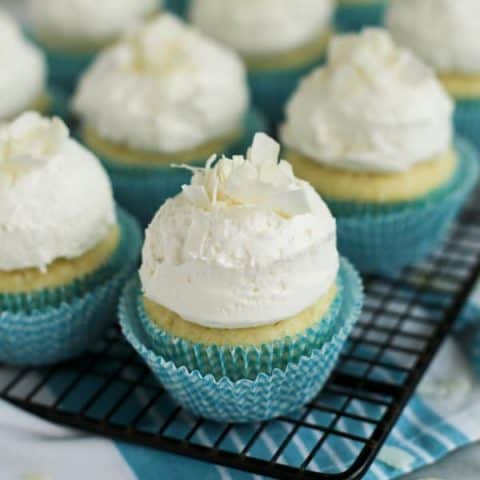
[0,112,116,272]
[387,0,480,74]
[29,0,159,51]
[73,14,249,154]
[140,133,338,329]
[0,10,46,121]
[190,0,334,56]
[281,29,453,173]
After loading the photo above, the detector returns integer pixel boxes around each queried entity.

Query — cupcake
[73,14,264,227]
[387,0,480,151]
[0,112,142,366]
[119,133,363,423]
[189,0,334,127]
[335,0,388,32]
[281,29,479,274]
[0,10,54,120]
[27,0,160,93]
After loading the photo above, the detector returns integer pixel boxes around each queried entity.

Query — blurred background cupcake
[165,0,189,18]
[0,9,53,120]
[73,14,264,227]
[0,112,142,366]
[190,0,334,129]
[27,0,160,94]
[281,29,479,274]
[335,0,388,32]
[387,0,480,150]
[120,133,363,422]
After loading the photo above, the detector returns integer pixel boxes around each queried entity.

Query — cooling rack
[2,197,480,480]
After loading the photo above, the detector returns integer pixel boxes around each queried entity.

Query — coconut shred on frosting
[0,10,46,120]
[73,14,249,154]
[0,112,116,272]
[281,29,454,173]
[140,133,339,329]
[387,0,480,74]
[29,0,159,47]
[190,0,334,56]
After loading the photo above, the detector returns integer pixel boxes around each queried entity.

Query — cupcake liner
[164,0,190,18]
[95,108,267,227]
[332,139,479,274]
[137,274,343,381]
[0,208,142,366]
[454,99,480,151]
[119,258,363,423]
[248,55,326,129]
[334,1,387,32]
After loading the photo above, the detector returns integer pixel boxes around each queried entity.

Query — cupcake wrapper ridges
[454,99,480,151]
[333,138,479,274]
[98,108,267,227]
[119,257,363,423]
[0,208,142,366]
[334,1,387,32]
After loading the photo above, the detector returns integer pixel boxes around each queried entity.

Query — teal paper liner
[87,108,267,227]
[164,0,190,17]
[0,208,142,366]
[137,275,342,381]
[119,257,363,423]
[454,99,480,151]
[334,1,387,32]
[248,54,326,128]
[331,139,479,274]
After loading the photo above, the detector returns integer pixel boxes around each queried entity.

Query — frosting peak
[73,14,248,153]
[140,134,339,329]
[281,29,454,173]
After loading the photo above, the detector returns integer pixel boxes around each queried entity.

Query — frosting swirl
[0,112,116,271]
[140,133,338,329]
[190,0,333,56]
[387,0,480,74]
[29,0,159,48]
[281,29,453,173]
[73,14,249,153]
[0,10,46,120]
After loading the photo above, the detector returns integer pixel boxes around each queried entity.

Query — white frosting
[281,29,454,173]
[73,14,249,153]
[0,112,116,272]
[190,0,334,56]
[0,10,46,120]
[29,0,159,46]
[140,133,339,329]
[387,0,480,74]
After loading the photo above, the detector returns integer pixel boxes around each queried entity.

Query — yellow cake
[438,72,480,101]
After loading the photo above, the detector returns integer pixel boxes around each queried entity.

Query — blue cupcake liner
[332,139,479,274]
[0,208,142,366]
[164,0,190,17]
[248,54,326,129]
[454,99,480,152]
[88,108,267,227]
[334,1,387,32]
[137,274,343,381]
[119,258,363,423]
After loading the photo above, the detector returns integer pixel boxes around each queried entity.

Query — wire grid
[1,203,480,480]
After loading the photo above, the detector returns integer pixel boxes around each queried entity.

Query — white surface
[190,0,333,56]
[73,14,248,153]
[0,113,116,271]
[281,29,453,173]
[387,0,480,74]
[140,133,339,328]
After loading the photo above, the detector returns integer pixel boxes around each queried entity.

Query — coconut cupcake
[0,112,142,366]
[281,29,479,274]
[387,0,480,150]
[0,10,53,120]
[28,0,160,93]
[73,14,264,227]
[119,133,363,422]
[335,0,388,32]
[190,0,334,126]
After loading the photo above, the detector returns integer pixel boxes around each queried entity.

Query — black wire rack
[1,199,480,480]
